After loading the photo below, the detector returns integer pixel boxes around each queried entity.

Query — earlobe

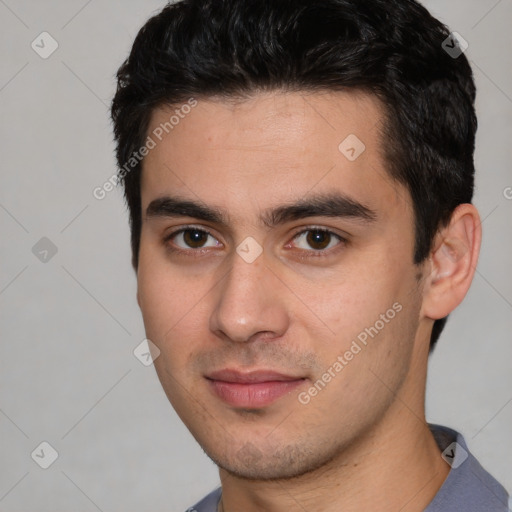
[421,204,482,320]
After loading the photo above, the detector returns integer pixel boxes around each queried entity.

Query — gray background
[0,0,511,510]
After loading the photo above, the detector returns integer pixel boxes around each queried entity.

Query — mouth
[205,369,307,408]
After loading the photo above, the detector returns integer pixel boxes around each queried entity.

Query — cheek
[301,297,418,427]
[137,265,171,339]
[137,248,182,347]
[137,259,203,408]
[287,253,419,388]
[289,266,402,345]
[136,246,214,367]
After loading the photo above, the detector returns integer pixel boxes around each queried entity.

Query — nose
[209,251,290,344]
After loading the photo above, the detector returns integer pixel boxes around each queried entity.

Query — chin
[204,441,339,482]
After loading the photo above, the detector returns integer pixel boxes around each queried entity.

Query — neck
[218,346,450,512]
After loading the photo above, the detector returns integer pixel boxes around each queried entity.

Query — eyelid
[163,225,222,250]
[286,225,347,254]
[163,224,348,256]
[289,224,348,241]
[164,224,217,237]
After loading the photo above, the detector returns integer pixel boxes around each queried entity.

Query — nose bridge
[209,251,288,343]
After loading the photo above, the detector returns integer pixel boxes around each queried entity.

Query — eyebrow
[145,192,377,228]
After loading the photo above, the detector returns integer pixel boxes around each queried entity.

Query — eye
[288,228,345,254]
[165,227,221,251]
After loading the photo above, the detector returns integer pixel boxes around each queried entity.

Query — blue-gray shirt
[186,424,510,511]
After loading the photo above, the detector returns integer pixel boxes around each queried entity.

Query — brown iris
[305,230,332,250]
[183,229,209,248]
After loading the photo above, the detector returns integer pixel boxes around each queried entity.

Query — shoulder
[185,487,222,512]
[426,423,510,512]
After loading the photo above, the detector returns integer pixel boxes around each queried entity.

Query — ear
[421,204,482,320]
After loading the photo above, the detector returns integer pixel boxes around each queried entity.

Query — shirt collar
[425,423,509,511]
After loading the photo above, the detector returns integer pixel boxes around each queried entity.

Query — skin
[136,90,481,512]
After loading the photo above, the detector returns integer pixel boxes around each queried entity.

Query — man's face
[137,91,426,479]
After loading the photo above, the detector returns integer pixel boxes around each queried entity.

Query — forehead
[140,90,409,222]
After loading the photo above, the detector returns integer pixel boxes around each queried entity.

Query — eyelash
[162,225,347,259]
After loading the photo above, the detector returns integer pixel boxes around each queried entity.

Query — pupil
[307,230,330,250]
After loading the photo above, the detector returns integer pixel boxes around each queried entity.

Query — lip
[207,369,303,383]
[206,369,306,408]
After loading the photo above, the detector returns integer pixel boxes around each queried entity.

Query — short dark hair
[111,0,477,352]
